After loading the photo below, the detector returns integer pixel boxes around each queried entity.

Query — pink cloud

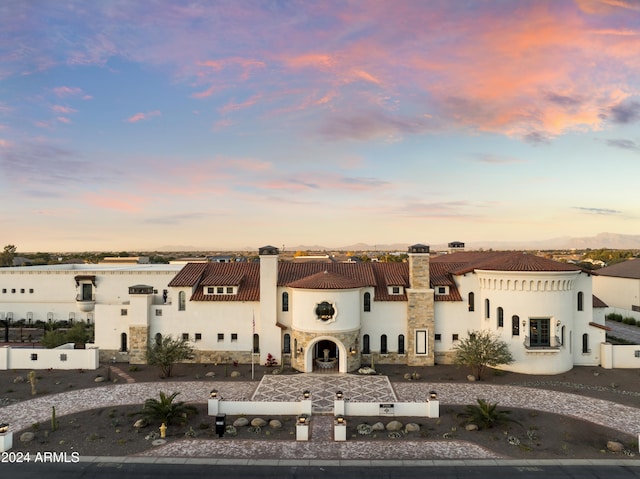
[83,191,146,213]
[52,105,77,114]
[53,86,84,97]
[219,94,262,114]
[56,117,71,124]
[126,110,161,123]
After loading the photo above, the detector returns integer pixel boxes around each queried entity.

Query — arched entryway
[303,336,348,373]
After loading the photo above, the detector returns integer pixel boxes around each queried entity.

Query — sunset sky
[1,0,640,252]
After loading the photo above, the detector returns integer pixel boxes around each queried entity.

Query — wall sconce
[349,347,357,355]
[429,390,438,400]
[302,390,310,399]
[335,391,343,400]
[522,319,526,328]
[297,416,307,424]
[556,320,561,327]
[0,423,9,433]
[209,390,218,399]
[335,415,345,424]
[297,347,303,354]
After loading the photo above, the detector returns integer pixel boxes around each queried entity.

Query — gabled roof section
[429,262,463,301]
[370,262,409,301]
[594,259,640,280]
[433,251,581,274]
[169,263,260,301]
[278,263,377,287]
[592,295,607,308]
[287,270,368,289]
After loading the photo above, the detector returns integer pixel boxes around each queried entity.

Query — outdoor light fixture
[297,347,303,354]
[336,415,345,424]
[429,391,438,400]
[302,390,310,399]
[335,391,343,400]
[522,319,527,327]
[297,416,307,424]
[209,390,218,399]
[0,423,8,434]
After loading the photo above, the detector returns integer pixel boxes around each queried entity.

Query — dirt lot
[1,363,639,459]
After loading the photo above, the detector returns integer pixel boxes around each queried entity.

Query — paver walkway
[1,374,640,460]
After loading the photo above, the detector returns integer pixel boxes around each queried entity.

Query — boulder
[250,417,267,427]
[607,441,624,453]
[386,420,403,431]
[20,432,35,443]
[13,376,25,384]
[205,371,216,378]
[371,422,385,431]
[230,371,241,378]
[94,376,106,383]
[133,418,149,429]
[403,373,411,380]
[405,423,420,432]
[465,424,479,431]
[467,375,476,382]
[233,417,249,427]
[269,419,283,429]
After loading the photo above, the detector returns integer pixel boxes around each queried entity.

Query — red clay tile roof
[594,259,640,279]
[592,295,608,308]
[287,270,368,289]
[168,262,260,301]
[434,251,581,274]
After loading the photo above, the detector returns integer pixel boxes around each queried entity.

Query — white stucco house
[0,244,607,375]
[593,259,640,321]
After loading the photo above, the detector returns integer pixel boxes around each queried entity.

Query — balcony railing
[524,335,561,350]
[76,294,95,302]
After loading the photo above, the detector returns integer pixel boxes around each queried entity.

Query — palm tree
[140,391,197,426]
[457,398,521,430]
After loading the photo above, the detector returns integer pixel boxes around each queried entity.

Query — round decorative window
[315,301,335,321]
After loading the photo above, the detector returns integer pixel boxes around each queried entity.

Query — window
[512,315,520,336]
[282,292,289,312]
[29,288,34,293]
[20,288,25,294]
[226,287,233,294]
[582,333,589,353]
[81,283,93,301]
[398,334,405,354]
[380,334,388,354]
[283,333,291,353]
[253,333,260,353]
[217,287,224,294]
[207,287,214,294]
[120,332,128,352]
[529,318,550,347]
[1,288,5,293]
[435,334,442,341]
[561,326,565,346]
[60,353,67,362]
[485,299,490,319]
[217,333,224,342]
[155,333,162,345]
[436,286,447,295]
[182,333,189,341]
[231,333,238,342]
[195,333,202,341]
[11,288,16,293]
[392,286,400,294]
[577,292,584,311]
[155,309,162,316]
[31,353,38,361]
[452,334,459,341]
[364,292,371,312]
[497,307,504,328]
[120,309,128,316]
[468,292,475,311]
[178,291,186,311]
[362,334,370,354]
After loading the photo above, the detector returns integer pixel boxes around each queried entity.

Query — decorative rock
[358,367,376,375]
[269,419,282,429]
[607,440,624,453]
[386,420,403,431]
[465,424,479,431]
[467,375,476,382]
[405,423,420,432]
[371,422,385,431]
[13,376,25,384]
[205,371,216,378]
[94,376,106,383]
[403,373,411,380]
[151,439,166,446]
[20,432,35,443]
[251,417,267,427]
[133,418,148,428]
[230,371,241,378]
[233,417,249,427]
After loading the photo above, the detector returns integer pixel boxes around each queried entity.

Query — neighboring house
[0,244,606,375]
[593,259,640,320]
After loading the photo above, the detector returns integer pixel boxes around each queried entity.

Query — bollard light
[429,390,437,400]
[297,416,307,424]
[335,391,343,400]
[336,415,345,424]
[210,389,218,399]
[0,423,8,434]
[302,390,310,399]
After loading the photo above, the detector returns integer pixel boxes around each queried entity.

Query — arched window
[468,292,475,311]
[582,333,589,353]
[283,333,291,353]
[120,332,128,352]
[362,334,370,354]
[485,299,490,319]
[154,332,162,346]
[282,292,289,312]
[253,333,260,353]
[497,307,504,327]
[561,326,565,346]
[512,315,520,336]
[364,292,371,312]
[380,334,388,354]
[398,334,405,354]
[577,291,584,311]
[178,291,186,311]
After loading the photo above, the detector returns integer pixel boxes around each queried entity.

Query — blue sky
[1,0,639,251]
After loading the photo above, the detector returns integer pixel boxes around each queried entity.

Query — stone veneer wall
[407,249,435,366]
[291,329,361,372]
[128,325,149,364]
[361,352,408,366]
[435,350,457,365]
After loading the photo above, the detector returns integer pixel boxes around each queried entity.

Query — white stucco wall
[593,275,640,314]
[290,288,361,333]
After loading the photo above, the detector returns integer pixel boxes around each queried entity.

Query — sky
[1,0,640,252]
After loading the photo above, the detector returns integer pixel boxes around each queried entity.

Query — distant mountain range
[157,232,640,253]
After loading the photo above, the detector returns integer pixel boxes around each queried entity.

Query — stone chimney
[406,244,434,366]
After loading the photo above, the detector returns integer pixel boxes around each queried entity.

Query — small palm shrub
[140,391,198,426]
[458,398,521,430]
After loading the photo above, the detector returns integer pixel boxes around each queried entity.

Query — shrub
[140,391,198,426]
[457,399,522,430]
[606,313,623,322]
